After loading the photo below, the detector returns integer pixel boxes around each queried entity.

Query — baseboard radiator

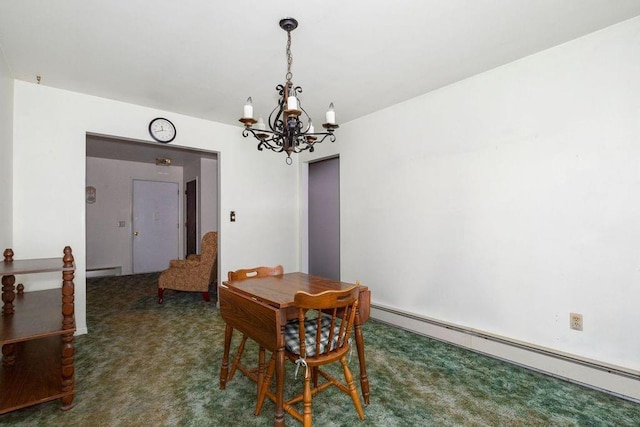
[370,303,640,403]
[86,266,122,278]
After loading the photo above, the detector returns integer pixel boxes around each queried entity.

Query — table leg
[274,347,285,426]
[354,313,370,405]
[219,324,233,390]
[257,346,266,393]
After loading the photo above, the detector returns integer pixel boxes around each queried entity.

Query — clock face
[149,118,176,143]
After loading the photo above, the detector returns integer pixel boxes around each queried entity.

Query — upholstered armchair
[158,231,218,304]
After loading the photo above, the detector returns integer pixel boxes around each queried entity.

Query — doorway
[185,179,197,256]
[308,157,340,280]
[132,179,180,273]
[86,133,219,275]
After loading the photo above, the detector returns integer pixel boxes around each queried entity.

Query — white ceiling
[2,1,640,133]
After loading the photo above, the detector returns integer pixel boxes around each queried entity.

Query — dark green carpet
[1,273,638,426]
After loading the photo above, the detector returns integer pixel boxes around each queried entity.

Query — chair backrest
[292,283,360,360]
[200,231,218,264]
[201,232,218,280]
[227,265,283,281]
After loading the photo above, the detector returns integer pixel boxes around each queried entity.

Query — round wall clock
[148,117,176,143]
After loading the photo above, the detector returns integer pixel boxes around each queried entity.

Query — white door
[132,180,179,273]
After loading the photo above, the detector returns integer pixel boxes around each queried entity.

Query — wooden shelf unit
[1,247,76,414]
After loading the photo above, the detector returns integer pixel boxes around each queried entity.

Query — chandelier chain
[285,30,293,83]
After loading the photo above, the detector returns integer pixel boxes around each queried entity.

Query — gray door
[308,157,340,280]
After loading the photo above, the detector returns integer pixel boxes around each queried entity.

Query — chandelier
[239,17,339,165]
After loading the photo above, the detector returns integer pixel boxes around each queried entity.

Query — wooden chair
[157,231,217,304]
[255,283,365,427]
[226,265,284,386]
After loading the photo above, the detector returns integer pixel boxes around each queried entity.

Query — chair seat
[283,315,341,357]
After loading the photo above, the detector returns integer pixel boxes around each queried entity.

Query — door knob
[134,231,139,236]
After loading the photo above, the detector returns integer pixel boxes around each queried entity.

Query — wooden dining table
[219,272,371,426]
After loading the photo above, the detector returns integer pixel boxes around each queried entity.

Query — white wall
[200,158,218,236]
[305,17,640,374]
[12,82,299,334]
[0,47,13,247]
[86,157,184,274]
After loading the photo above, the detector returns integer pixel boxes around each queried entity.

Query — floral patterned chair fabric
[157,231,218,304]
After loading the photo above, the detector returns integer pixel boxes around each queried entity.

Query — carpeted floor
[1,273,639,426]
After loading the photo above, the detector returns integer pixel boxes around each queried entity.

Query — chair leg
[158,288,164,304]
[302,371,313,427]
[202,291,210,302]
[341,356,365,420]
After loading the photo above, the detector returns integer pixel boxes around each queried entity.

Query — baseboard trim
[86,266,122,278]
[370,303,640,403]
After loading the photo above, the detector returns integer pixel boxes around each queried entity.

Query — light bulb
[243,97,253,118]
[325,102,335,124]
[287,94,298,111]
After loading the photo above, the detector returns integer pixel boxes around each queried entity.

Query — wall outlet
[570,312,583,331]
